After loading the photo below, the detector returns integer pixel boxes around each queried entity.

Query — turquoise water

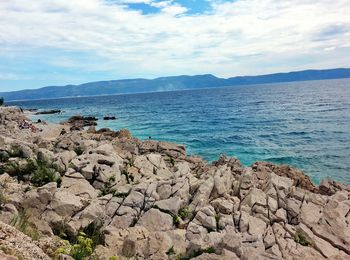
[10,78,350,185]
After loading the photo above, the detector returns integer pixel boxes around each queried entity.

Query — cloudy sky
[0,0,350,91]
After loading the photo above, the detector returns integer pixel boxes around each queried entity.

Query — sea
[9,78,350,185]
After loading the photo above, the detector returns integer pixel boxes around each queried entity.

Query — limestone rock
[194,206,217,231]
[0,220,50,260]
[61,174,98,199]
[137,208,173,231]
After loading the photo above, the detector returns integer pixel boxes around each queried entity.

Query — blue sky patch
[127,3,160,14]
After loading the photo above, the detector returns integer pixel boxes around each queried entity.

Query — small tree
[0,97,4,106]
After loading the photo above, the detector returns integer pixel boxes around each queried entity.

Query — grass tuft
[294,231,313,247]
[11,209,40,241]
[178,206,191,220]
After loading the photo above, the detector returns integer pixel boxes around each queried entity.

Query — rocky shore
[0,106,349,260]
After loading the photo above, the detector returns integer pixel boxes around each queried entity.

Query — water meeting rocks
[0,106,349,259]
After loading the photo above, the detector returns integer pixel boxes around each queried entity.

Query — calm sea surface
[10,79,350,185]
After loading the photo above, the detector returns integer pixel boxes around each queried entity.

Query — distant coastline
[4,78,345,103]
[2,68,350,101]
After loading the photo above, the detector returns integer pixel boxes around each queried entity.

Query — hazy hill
[1,68,350,101]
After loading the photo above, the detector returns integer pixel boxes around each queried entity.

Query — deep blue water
[10,79,350,185]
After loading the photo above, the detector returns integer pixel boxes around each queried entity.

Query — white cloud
[0,0,349,80]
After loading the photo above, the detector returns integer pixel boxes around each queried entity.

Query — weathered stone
[195,206,217,231]
[54,150,77,172]
[252,162,317,192]
[139,140,158,153]
[122,233,137,257]
[267,196,278,213]
[263,226,276,248]
[310,195,350,254]
[145,231,172,259]
[0,220,51,260]
[211,198,234,214]
[137,208,173,231]
[190,177,214,211]
[274,208,288,223]
[319,178,350,196]
[248,215,266,236]
[300,200,322,226]
[37,148,55,163]
[61,174,98,199]
[158,141,186,158]
[212,166,234,197]
[298,223,341,258]
[49,190,84,217]
[154,197,182,215]
[242,188,267,208]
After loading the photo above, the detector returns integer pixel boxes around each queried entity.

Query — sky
[0,0,350,92]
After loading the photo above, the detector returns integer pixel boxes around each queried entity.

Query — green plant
[55,233,94,260]
[178,206,190,220]
[99,175,117,197]
[31,161,61,187]
[166,246,176,255]
[55,240,72,255]
[203,247,216,254]
[55,220,104,245]
[2,159,61,187]
[71,232,94,260]
[109,256,118,260]
[83,221,104,248]
[1,160,37,182]
[74,146,84,156]
[11,209,40,241]
[54,221,104,259]
[121,169,134,184]
[53,220,69,240]
[294,231,313,247]
[109,175,116,183]
[125,157,134,167]
[175,254,189,260]
[7,147,25,159]
[215,214,220,230]
[173,215,180,228]
[1,161,19,176]
[0,151,9,163]
[0,97,4,106]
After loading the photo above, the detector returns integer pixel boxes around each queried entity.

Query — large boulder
[60,172,98,199]
[137,208,173,232]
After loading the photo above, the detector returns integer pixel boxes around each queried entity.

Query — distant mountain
[1,68,350,101]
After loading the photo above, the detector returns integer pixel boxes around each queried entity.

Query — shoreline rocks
[65,115,98,130]
[0,106,349,260]
[103,116,117,120]
[35,110,61,115]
